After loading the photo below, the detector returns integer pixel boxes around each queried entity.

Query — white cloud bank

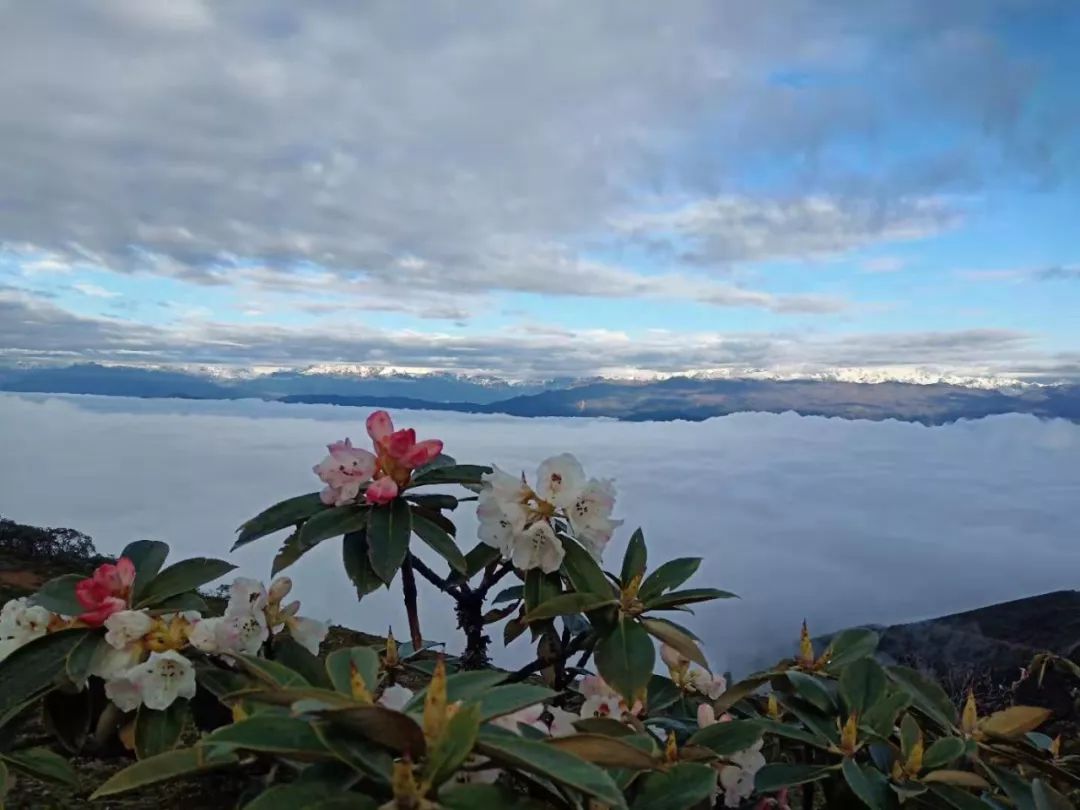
[1,394,1077,674]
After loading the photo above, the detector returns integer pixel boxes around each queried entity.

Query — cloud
[0,1,1071,306]
[72,282,120,299]
[1032,265,1080,282]
[1,291,1067,380]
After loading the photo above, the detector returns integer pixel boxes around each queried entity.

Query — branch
[408,553,460,596]
[399,557,424,651]
[505,632,594,683]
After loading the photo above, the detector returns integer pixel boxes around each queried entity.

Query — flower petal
[366,410,394,444]
[364,475,399,505]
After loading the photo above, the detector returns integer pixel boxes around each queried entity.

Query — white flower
[660,643,690,672]
[189,612,268,656]
[89,642,145,681]
[0,598,52,661]
[718,740,766,808]
[226,578,268,616]
[688,669,728,700]
[491,705,548,735]
[566,479,621,559]
[509,521,565,574]
[105,650,196,712]
[578,675,623,719]
[477,466,529,554]
[535,454,586,508]
[104,610,154,650]
[280,613,328,656]
[377,684,414,711]
[546,706,579,737]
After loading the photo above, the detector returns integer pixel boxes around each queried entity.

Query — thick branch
[505,632,594,683]
[400,557,424,651]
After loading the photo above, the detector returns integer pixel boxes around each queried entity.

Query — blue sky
[0,1,1077,381]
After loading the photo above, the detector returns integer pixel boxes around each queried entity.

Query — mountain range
[1,363,1078,425]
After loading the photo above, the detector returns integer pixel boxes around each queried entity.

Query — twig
[408,553,459,596]
[505,632,593,683]
[400,557,424,651]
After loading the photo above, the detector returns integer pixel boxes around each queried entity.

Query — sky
[3,393,1078,673]
[0,1,1078,381]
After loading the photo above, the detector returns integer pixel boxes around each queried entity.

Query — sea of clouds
[1,393,1078,675]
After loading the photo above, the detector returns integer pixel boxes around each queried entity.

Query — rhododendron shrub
[1,409,1075,809]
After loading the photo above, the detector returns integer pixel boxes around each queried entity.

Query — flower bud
[798,620,814,667]
[961,689,978,737]
[268,576,293,604]
[280,599,301,617]
[422,658,448,743]
[840,713,859,754]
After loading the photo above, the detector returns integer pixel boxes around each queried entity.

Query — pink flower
[76,557,136,626]
[313,438,377,507]
[364,475,400,505]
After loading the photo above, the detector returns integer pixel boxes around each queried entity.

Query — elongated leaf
[887,666,957,728]
[900,713,922,760]
[463,542,501,579]
[65,630,105,684]
[785,670,837,713]
[407,493,459,511]
[43,688,92,753]
[640,617,709,670]
[476,730,626,808]
[0,747,76,786]
[235,492,326,549]
[548,734,657,770]
[151,592,208,614]
[643,587,737,611]
[208,715,329,758]
[561,536,613,598]
[862,690,912,737]
[1033,779,1074,810]
[594,618,654,704]
[923,737,966,770]
[136,557,236,607]
[409,464,491,487]
[314,705,426,756]
[326,647,381,697]
[0,628,92,717]
[242,782,340,810]
[631,762,716,810]
[367,499,412,584]
[474,685,556,722]
[438,784,549,810]
[688,719,763,755]
[312,723,392,786]
[30,574,84,615]
[825,628,880,669]
[524,569,562,615]
[985,763,1036,810]
[756,718,830,748]
[298,506,369,552]
[755,763,834,791]
[922,771,990,789]
[645,674,681,715]
[979,706,1052,739]
[405,671,507,712]
[90,746,239,798]
[273,635,332,688]
[712,673,771,714]
[840,657,887,714]
[638,558,701,602]
[135,700,189,760]
[492,585,523,605]
[425,703,481,788]
[342,530,382,599]
[929,784,1000,810]
[411,509,467,574]
[271,531,305,576]
[235,654,310,687]
[620,528,647,585]
[0,759,8,803]
[841,758,891,810]
[526,592,616,623]
[121,539,171,601]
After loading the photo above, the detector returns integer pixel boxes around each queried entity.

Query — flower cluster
[477,453,621,572]
[313,410,443,506]
[698,705,767,808]
[0,597,54,661]
[660,643,727,699]
[76,557,136,625]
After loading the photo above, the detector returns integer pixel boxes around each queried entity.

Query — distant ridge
[3,362,1076,425]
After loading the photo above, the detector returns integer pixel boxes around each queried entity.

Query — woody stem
[400,556,424,651]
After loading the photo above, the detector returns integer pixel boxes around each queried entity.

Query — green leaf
[545,734,657,769]
[463,542,501,579]
[241,782,340,810]
[235,492,326,549]
[411,509,467,574]
[825,628,880,670]
[524,569,562,614]
[326,647,381,697]
[404,671,507,712]
[929,784,999,810]
[424,703,481,788]
[121,539,171,601]
[862,690,912,737]
[639,617,709,670]
[985,763,1035,810]
[887,666,957,728]
[90,746,239,798]
[342,530,382,599]
[235,654,311,688]
[208,715,329,758]
[1033,779,1074,810]
[754,763,834,792]
[688,719,763,755]
[560,535,613,598]
[312,704,426,756]
[0,747,77,786]
[134,700,189,760]
[785,670,838,713]
[594,617,655,705]
[43,688,93,753]
[645,674,681,715]
[29,574,84,615]
[840,657,887,714]
[841,758,892,810]
[65,630,105,684]
[525,592,616,622]
[620,528,648,585]
[0,759,8,804]
[630,762,715,810]
[0,628,92,718]
[476,730,627,809]
[136,557,236,607]
[152,592,208,614]
[367,499,412,584]
[271,531,306,577]
[312,724,392,786]
[643,587,738,611]
[409,464,491,487]
[923,737,966,770]
[273,635,332,688]
[407,493,459,511]
[638,557,701,602]
[756,717,831,748]
[492,585,523,604]
[474,685,556,722]
[900,713,922,761]
[297,506,370,552]
[438,783,550,810]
